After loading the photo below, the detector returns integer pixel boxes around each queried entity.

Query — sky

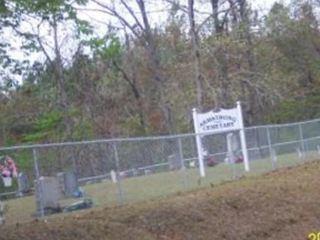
[251,0,289,10]
[2,0,292,85]
[79,0,292,34]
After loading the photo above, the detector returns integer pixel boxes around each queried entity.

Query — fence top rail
[0,117,319,152]
[246,118,320,130]
[0,132,196,151]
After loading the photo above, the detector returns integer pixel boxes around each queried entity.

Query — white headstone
[144,169,153,175]
[110,170,117,183]
[132,168,139,176]
[296,147,303,159]
[189,161,196,168]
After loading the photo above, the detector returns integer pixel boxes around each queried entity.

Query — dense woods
[0,0,320,145]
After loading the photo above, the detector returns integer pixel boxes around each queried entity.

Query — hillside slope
[2,161,320,240]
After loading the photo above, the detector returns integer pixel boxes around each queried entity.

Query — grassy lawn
[2,150,319,225]
[3,155,320,240]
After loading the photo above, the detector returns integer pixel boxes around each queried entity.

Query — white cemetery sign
[192,101,250,177]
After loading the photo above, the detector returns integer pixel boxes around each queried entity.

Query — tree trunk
[53,16,67,110]
[209,0,231,108]
[210,0,222,34]
[52,16,73,138]
[239,0,256,124]
[112,60,147,133]
[136,0,174,132]
[188,0,205,109]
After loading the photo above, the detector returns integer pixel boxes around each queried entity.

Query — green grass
[2,150,319,225]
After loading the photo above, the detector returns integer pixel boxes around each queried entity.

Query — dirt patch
[2,161,320,240]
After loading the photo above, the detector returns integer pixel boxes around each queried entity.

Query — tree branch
[91,0,141,39]
[120,0,145,31]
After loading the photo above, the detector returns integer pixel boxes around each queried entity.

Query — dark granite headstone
[64,171,78,197]
[17,172,30,196]
[35,177,62,215]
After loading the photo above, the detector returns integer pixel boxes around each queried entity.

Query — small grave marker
[296,147,303,159]
[110,170,117,183]
[168,154,182,170]
[17,172,30,196]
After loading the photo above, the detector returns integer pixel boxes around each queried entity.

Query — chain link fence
[1,118,320,223]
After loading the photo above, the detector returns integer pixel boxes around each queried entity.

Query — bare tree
[90,0,173,132]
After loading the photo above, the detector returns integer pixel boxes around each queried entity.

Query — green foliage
[89,35,122,60]
[2,0,320,145]
[13,0,87,16]
[67,107,94,140]
[22,106,95,142]
[22,111,62,142]
[267,90,320,124]
[75,19,93,36]
[0,0,7,14]
[120,114,149,136]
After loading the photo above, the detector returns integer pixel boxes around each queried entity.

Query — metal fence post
[298,123,306,159]
[32,148,44,218]
[113,143,124,205]
[231,150,236,180]
[302,123,309,155]
[177,138,188,190]
[71,146,78,177]
[266,126,276,170]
